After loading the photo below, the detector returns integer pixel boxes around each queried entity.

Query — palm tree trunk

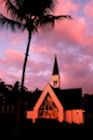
[21,30,32,91]
[14,30,32,137]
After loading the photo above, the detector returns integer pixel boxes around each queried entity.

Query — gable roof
[26,85,82,110]
[51,87,82,110]
[33,84,63,122]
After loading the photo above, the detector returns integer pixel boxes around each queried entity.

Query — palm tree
[0,0,72,136]
[0,0,71,91]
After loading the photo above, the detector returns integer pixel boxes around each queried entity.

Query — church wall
[72,109,84,124]
[27,111,36,123]
[58,106,64,122]
[26,109,84,124]
[27,111,34,119]
[65,109,84,124]
[65,110,72,124]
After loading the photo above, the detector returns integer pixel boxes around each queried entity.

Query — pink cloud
[30,17,87,64]
[54,17,86,45]
[0,1,6,14]
[0,71,6,79]
[25,73,51,90]
[55,0,78,15]
[0,49,52,90]
[33,17,86,51]
[0,49,24,82]
[59,53,93,94]
[0,0,93,94]
[6,49,24,60]
[84,0,93,18]
[60,75,93,94]
[3,49,24,70]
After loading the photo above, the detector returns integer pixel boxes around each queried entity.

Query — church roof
[26,86,82,110]
[52,56,59,75]
[51,87,82,110]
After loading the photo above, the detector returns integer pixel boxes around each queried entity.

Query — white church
[26,56,84,124]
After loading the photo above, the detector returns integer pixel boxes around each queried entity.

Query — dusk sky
[0,0,93,94]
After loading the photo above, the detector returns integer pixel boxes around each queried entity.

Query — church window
[54,81,57,86]
[38,94,59,120]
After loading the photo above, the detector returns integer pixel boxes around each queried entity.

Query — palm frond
[16,0,55,16]
[38,15,55,29]
[0,14,24,31]
[56,15,72,20]
[38,0,55,14]
[4,0,24,21]
[4,0,18,18]
[37,14,72,30]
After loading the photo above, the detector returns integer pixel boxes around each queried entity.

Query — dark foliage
[0,80,93,139]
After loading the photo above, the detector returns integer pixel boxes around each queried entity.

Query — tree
[0,0,72,136]
[0,0,71,91]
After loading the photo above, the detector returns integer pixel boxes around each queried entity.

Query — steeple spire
[53,55,59,75]
[52,55,60,89]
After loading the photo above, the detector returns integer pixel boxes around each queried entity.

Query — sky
[0,0,93,94]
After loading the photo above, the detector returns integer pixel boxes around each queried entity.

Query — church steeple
[52,55,59,75]
[52,55,60,89]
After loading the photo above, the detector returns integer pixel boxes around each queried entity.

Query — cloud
[54,17,86,45]
[0,49,24,82]
[0,0,93,94]
[55,0,78,15]
[0,49,53,90]
[32,17,86,53]
[84,0,93,18]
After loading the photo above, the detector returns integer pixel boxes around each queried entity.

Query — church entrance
[38,93,59,120]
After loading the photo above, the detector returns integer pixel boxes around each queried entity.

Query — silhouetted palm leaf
[37,15,72,29]
[0,14,24,31]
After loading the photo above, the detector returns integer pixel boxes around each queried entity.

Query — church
[26,56,84,124]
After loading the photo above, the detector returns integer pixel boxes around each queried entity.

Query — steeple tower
[52,55,60,88]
